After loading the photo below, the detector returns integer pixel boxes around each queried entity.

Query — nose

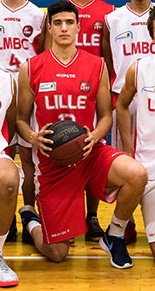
[61,21,67,31]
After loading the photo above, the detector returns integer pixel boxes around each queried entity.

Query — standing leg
[19,145,35,244]
[0,158,19,287]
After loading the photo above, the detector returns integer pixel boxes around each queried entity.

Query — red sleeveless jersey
[70,0,114,56]
[29,49,104,132]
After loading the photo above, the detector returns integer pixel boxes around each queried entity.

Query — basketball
[44,120,87,166]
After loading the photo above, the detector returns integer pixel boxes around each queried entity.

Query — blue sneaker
[99,226,133,269]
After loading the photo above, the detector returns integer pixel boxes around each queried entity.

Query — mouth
[60,35,70,38]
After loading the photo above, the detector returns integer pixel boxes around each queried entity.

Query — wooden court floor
[3,154,155,290]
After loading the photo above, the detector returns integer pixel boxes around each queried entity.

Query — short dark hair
[48,1,78,24]
[147,6,155,39]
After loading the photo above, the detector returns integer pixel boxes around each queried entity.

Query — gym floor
[3,154,154,291]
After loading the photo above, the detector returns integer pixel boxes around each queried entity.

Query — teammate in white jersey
[103,0,155,245]
[0,70,20,287]
[117,6,155,257]
[0,0,46,243]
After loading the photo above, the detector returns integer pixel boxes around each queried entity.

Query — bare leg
[85,193,103,242]
[86,193,99,214]
[31,226,69,262]
[0,158,19,287]
[19,206,69,262]
[0,159,19,234]
[99,155,147,269]
[19,145,35,206]
[5,145,18,242]
[19,145,35,243]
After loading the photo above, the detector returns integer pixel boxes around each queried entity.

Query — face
[48,11,80,46]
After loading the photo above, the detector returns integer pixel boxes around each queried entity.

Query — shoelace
[0,259,11,273]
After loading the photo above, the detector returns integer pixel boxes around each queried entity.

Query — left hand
[83,126,95,159]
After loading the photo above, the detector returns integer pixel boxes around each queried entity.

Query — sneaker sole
[99,238,133,269]
[0,280,19,287]
[85,234,101,242]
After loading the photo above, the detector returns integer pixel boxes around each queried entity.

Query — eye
[66,20,74,25]
[54,20,61,26]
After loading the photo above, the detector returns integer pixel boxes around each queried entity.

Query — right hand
[31,123,54,157]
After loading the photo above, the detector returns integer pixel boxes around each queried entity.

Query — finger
[43,137,54,146]
[40,148,50,158]
[42,123,53,130]
[83,125,90,135]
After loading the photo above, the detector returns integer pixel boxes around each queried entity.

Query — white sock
[109,214,129,237]
[27,221,41,234]
[0,232,8,256]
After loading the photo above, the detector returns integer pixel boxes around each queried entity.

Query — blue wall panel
[31,0,155,8]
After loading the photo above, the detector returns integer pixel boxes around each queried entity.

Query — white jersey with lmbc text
[105,2,155,94]
[0,0,46,73]
[135,55,155,180]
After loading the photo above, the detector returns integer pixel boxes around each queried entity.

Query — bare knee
[42,241,69,263]
[0,167,19,197]
[128,162,148,190]
[149,242,155,257]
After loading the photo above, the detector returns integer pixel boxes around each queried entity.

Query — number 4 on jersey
[9,54,21,69]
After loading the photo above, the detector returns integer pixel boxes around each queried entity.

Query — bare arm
[36,13,47,53]
[116,62,137,155]
[6,80,17,143]
[43,13,52,50]
[83,62,112,157]
[102,22,113,80]
[16,62,53,157]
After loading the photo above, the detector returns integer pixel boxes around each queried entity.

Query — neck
[2,0,27,9]
[52,44,77,64]
[128,0,151,13]
[71,0,92,6]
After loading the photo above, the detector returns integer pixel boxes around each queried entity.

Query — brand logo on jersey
[23,26,33,37]
[141,86,155,93]
[51,228,70,238]
[115,31,133,41]
[80,81,91,92]
[56,73,75,78]
[0,26,5,34]
[39,82,56,92]
[94,21,103,32]
[131,22,147,26]
[78,14,91,19]
[4,17,20,22]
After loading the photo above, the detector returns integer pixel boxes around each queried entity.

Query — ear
[48,23,52,35]
[77,22,80,33]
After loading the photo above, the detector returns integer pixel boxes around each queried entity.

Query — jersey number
[9,54,21,69]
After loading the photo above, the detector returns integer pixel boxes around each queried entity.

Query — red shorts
[36,143,126,243]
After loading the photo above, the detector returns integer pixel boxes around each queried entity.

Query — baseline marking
[4,255,153,260]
